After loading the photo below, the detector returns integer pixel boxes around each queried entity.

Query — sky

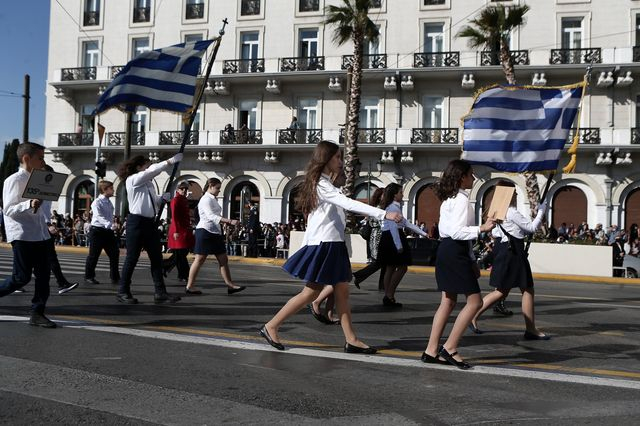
[0,3,50,145]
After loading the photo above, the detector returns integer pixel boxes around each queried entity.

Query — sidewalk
[3,242,639,286]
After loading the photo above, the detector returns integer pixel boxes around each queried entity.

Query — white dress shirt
[438,189,478,260]
[2,168,50,242]
[302,174,386,246]
[381,201,427,250]
[492,206,544,242]
[126,161,170,218]
[90,194,114,229]
[196,192,223,234]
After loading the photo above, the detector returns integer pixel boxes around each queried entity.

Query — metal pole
[23,74,30,143]
[124,111,133,161]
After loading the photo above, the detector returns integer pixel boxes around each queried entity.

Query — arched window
[415,184,441,235]
[625,187,640,230]
[552,185,587,228]
[230,182,260,223]
[74,180,95,218]
[288,185,304,223]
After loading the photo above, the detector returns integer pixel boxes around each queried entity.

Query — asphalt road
[1,247,640,425]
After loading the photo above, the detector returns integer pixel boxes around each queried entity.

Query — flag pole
[155,18,228,225]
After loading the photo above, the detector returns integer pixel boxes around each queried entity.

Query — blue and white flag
[461,84,584,172]
[93,39,214,115]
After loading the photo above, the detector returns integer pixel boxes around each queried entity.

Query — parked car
[623,255,640,278]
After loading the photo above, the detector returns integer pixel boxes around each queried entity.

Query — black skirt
[193,228,226,255]
[435,238,480,294]
[489,237,534,289]
[378,230,412,266]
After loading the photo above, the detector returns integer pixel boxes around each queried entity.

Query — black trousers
[85,226,120,282]
[118,215,166,295]
[353,261,387,290]
[163,248,190,280]
[248,232,259,257]
[47,237,69,286]
[0,240,50,313]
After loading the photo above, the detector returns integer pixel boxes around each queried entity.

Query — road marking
[3,314,639,390]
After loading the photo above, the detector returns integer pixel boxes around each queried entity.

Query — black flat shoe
[259,325,284,350]
[438,346,472,370]
[353,276,362,289]
[308,304,332,325]
[344,343,377,355]
[493,300,513,316]
[468,323,483,334]
[227,286,246,295]
[185,288,203,295]
[382,296,403,308]
[523,331,551,341]
[420,352,448,365]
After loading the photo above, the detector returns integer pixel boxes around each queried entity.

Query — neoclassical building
[45,0,640,229]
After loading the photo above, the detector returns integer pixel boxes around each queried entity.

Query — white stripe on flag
[464,127,572,141]
[117,66,198,86]
[470,107,546,120]
[462,149,562,163]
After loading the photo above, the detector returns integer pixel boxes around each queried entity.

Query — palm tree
[458,4,541,219]
[324,0,379,198]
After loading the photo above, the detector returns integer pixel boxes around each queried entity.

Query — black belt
[91,226,111,230]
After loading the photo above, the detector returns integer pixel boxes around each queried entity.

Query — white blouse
[438,190,479,240]
[381,201,427,250]
[196,192,223,234]
[126,161,171,218]
[302,174,387,246]
[492,206,544,242]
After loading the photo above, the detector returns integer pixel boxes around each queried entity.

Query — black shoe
[227,286,246,295]
[493,300,513,316]
[116,293,138,304]
[154,293,181,304]
[259,325,285,350]
[58,282,79,295]
[523,330,551,341]
[420,352,448,365]
[13,287,27,293]
[438,346,472,370]
[29,312,57,328]
[468,323,483,334]
[110,280,120,286]
[84,278,100,285]
[353,275,362,289]
[162,262,175,278]
[382,296,403,308]
[344,342,377,355]
[185,288,203,295]
[308,304,332,325]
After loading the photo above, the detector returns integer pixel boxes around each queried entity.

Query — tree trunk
[343,34,363,199]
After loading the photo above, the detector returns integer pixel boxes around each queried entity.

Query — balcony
[568,128,600,144]
[223,59,265,74]
[159,131,199,145]
[108,132,145,146]
[277,129,323,144]
[133,6,150,23]
[185,3,204,19]
[550,48,602,65]
[220,129,263,145]
[83,11,99,26]
[340,128,385,144]
[411,128,459,144]
[413,52,460,68]
[61,67,96,81]
[634,46,640,63]
[58,133,94,147]
[480,50,529,66]
[110,65,125,79]
[632,128,640,144]
[341,54,387,70]
[280,56,325,72]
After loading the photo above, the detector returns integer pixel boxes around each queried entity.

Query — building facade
[46,0,640,230]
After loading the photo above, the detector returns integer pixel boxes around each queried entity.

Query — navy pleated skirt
[193,228,226,255]
[283,241,352,286]
[435,238,480,294]
[490,238,534,289]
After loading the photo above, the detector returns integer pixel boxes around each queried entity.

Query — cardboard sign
[486,186,515,221]
[22,169,67,201]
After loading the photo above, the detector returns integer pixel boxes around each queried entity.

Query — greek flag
[93,39,214,115]
[461,85,584,172]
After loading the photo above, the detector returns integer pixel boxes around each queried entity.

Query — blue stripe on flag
[103,75,196,96]
[463,139,567,152]
[463,159,560,173]
[474,97,542,110]
[465,109,569,130]
[95,94,193,113]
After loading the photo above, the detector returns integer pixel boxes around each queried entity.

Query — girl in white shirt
[259,141,403,353]
[378,183,427,307]
[470,181,549,340]
[421,159,495,369]
[185,177,246,295]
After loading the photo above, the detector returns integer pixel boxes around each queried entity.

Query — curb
[2,242,639,286]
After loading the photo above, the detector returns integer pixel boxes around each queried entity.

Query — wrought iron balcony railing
[341,54,387,70]
[568,128,600,144]
[61,67,96,81]
[634,46,640,63]
[223,58,265,74]
[633,128,640,144]
[277,129,323,144]
[110,65,125,79]
[83,11,99,26]
[159,131,199,145]
[411,128,459,144]
[480,50,529,66]
[107,132,146,146]
[58,133,94,147]
[550,48,602,65]
[280,56,325,72]
[413,52,460,68]
[220,129,263,145]
[339,128,386,144]
[133,6,150,23]
[185,3,204,19]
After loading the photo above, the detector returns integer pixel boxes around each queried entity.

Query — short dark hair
[17,142,45,160]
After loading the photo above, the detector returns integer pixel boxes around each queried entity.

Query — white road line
[1,315,636,391]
